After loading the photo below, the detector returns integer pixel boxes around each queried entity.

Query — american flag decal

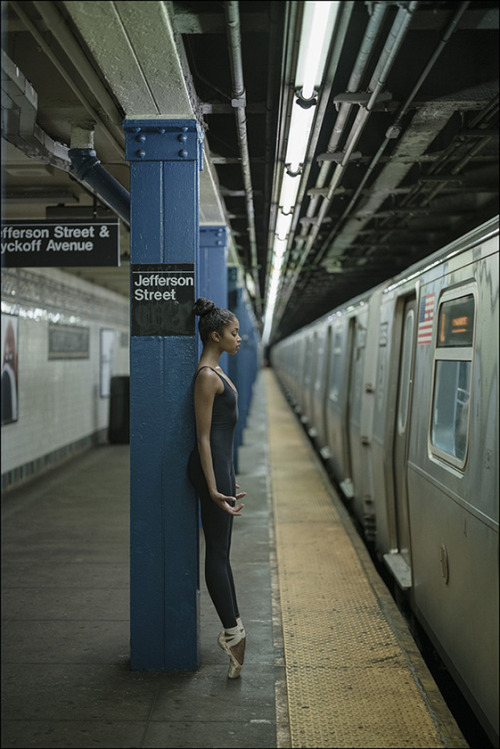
[418,292,435,344]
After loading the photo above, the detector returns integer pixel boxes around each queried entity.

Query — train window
[329,330,343,403]
[431,361,471,462]
[437,294,474,347]
[397,308,415,434]
[430,292,475,467]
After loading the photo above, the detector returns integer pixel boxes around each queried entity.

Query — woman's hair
[193,297,235,344]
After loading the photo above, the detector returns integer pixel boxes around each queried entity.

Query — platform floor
[1,369,467,748]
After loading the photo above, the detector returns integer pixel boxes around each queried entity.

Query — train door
[392,296,416,575]
[325,318,355,494]
[300,335,312,422]
[346,316,365,503]
[307,331,319,435]
[319,325,333,459]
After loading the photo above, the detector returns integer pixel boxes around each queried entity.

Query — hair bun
[193,297,215,317]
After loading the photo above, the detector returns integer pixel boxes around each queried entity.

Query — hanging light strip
[263,1,339,345]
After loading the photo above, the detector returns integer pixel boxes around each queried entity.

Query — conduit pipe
[334,2,419,178]
[277,2,418,321]
[315,0,470,264]
[69,148,131,225]
[304,2,388,222]
[302,2,418,252]
[1,49,130,225]
[270,2,385,336]
[225,1,261,314]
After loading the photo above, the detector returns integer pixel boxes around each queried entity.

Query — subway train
[271,216,499,746]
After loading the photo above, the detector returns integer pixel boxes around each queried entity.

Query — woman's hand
[210,489,247,516]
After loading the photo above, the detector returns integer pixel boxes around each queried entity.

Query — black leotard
[188,366,240,628]
[188,366,238,498]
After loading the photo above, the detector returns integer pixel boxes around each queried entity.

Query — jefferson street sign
[1,220,120,267]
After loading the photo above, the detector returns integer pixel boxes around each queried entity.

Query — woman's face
[220,316,241,355]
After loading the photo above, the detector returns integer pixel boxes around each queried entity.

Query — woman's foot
[218,622,246,679]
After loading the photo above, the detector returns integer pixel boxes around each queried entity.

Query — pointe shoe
[217,617,244,650]
[218,634,246,679]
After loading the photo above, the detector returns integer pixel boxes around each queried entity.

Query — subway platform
[1,369,468,749]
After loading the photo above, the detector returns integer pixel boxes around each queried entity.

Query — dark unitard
[188,366,240,629]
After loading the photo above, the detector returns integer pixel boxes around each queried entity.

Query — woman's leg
[200,493,239,628]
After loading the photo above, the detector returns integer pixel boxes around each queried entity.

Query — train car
[271,216,499,745]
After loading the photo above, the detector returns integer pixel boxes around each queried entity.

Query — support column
[198,225,228,306]
[227,267,260,471]
[124,118,203,670]
[199,225,228,367]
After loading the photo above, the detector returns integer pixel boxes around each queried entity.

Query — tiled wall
[1,268,129,491]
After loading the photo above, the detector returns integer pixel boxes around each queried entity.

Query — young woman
[188,297,247,678]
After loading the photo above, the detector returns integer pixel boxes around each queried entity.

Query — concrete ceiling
[1,1,498,343]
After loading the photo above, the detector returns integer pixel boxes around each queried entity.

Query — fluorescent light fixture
[279,173,301,214]
[285,106,316,174]
[262,240,286,343]
[275,211,293,242]
[262,1,340,346]
[296,2,339,99]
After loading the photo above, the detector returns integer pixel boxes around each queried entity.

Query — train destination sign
[131,263,195,337]
[0,220,120,267]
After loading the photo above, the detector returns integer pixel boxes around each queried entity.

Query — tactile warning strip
[265,370,467,749]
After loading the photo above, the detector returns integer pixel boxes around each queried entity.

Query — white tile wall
[1,268,129,481]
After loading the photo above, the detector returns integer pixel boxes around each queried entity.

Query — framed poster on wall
[48,322,89,359]
[1,313,19,425]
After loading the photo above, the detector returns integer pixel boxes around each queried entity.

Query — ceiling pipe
[272,2,418,334]
[69,148,130,226]
[265,2,304,292]
[279,0,387,301]
[304,2,388,221]
[316,0,470,263]
[324,2,419,203]
[267,2,356,338]
[287,2,355,238]
[265,2,357,343]
[2,47,130,226]
[278,2,418,309]
[225,0,261,315]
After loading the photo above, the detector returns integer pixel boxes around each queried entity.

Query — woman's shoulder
[195,365,216,377]
[194,366,223,391]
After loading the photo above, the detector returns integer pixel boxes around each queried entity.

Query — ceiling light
[263,2,340,346]
[284,105,316,175]
[296,2,338,100]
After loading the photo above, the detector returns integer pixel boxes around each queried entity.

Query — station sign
[0,219,120,267]
[131,263,195,337]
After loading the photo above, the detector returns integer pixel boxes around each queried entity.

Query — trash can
[108,375,130,444]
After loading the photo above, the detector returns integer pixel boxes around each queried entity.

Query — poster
[100,329,114,398]
[1,313,19,425]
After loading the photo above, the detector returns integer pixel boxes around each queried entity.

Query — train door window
[397,306,415,435]
[430,292,475,467]
[329,329,343,403]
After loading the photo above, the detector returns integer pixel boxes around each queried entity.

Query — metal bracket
[295,86,318,109]
[123,119,204,165]
[316,151,362,163]
[333,90,392,107]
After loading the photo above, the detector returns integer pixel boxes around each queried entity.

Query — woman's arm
[194,369,244,516]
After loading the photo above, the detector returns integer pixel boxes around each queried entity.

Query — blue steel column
[227,267,260,471]
[199,226,228,368]
[124,119,203,670]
